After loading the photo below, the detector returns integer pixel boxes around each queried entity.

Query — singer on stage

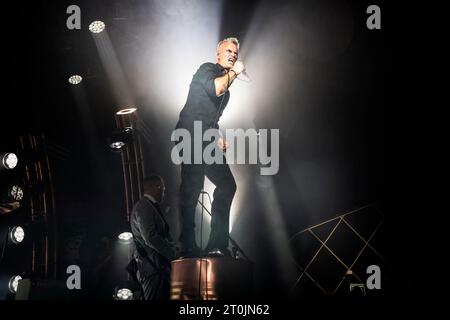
[175,37,245,258]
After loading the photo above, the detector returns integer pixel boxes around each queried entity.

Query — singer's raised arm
[214,69,238,97]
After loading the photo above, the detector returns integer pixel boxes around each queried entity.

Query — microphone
[230,61,251,81]
[238,69,251,82]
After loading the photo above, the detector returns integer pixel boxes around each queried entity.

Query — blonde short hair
[216,37,240,52]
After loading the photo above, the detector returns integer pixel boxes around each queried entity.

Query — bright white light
[68,75,82,85]
[118,232,133,242]
[110,141,125,149]
[8,275,22,293]
[10,226,25,244]
[115,288,133,300]
[89,20,105,33]
[9,185,24,201]
[116,108,137,115]
[2,153,18,169]
[134,1,222,118]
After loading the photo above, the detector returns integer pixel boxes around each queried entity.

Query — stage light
[8,275,22,294]
[89,21,105,33]
[1,184,24,204]
[114,287,133,300]
[68,75,82,85]
[116,108,137,115]
[8,185,23,201]
[9,226,25,244]
[110,141,125,150]
[108,127,134,152]
[1,153,18,170]
[118,232,133,243]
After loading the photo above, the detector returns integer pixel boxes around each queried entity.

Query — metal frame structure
[19,134,57,279]
[114,108,146,221]
[289,204,389,295]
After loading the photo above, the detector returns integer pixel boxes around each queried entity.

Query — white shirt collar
[144,194,157,203]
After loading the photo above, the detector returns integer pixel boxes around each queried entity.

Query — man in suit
[130,175,179,300]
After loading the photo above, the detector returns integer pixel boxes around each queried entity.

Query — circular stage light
[109,141,125,150]
[89,21,105,33]
[116,108,137,115]
[68,75,82,85]
[8,185,24,201]
[114,288,133,300]
[9,226,25,244]
[108,127,134,153]
[1,153,18,170]
[8,275,22,293]
[118,232,133,242]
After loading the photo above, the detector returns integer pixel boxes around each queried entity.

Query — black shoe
[205,248,223,257]
[219,247,232,258]
[205,247,233,258]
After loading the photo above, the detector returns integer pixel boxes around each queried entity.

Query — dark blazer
[130,197,177,276]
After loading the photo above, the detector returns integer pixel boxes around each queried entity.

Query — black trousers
[179,159,236,250]
[137,270,170,300]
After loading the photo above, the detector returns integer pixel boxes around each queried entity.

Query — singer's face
[217,42,238,69]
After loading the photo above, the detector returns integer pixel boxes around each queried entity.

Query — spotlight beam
[91,30,134,107]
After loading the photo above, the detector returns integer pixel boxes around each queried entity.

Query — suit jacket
[130,197,176,277]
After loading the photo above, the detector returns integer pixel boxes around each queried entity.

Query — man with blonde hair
[174,37,245,258]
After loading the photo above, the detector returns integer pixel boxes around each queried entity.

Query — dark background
[1,0,411,300]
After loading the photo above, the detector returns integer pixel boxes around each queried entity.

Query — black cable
[200,189,213,300]
[200,191,213,207]
[196,198,251,261]
[198,183,205,299]
[199,188,205,250]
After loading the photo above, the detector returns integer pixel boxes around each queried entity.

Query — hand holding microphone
[231,60,245,75]
[231,61,251,82]
[217,137,229,151]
